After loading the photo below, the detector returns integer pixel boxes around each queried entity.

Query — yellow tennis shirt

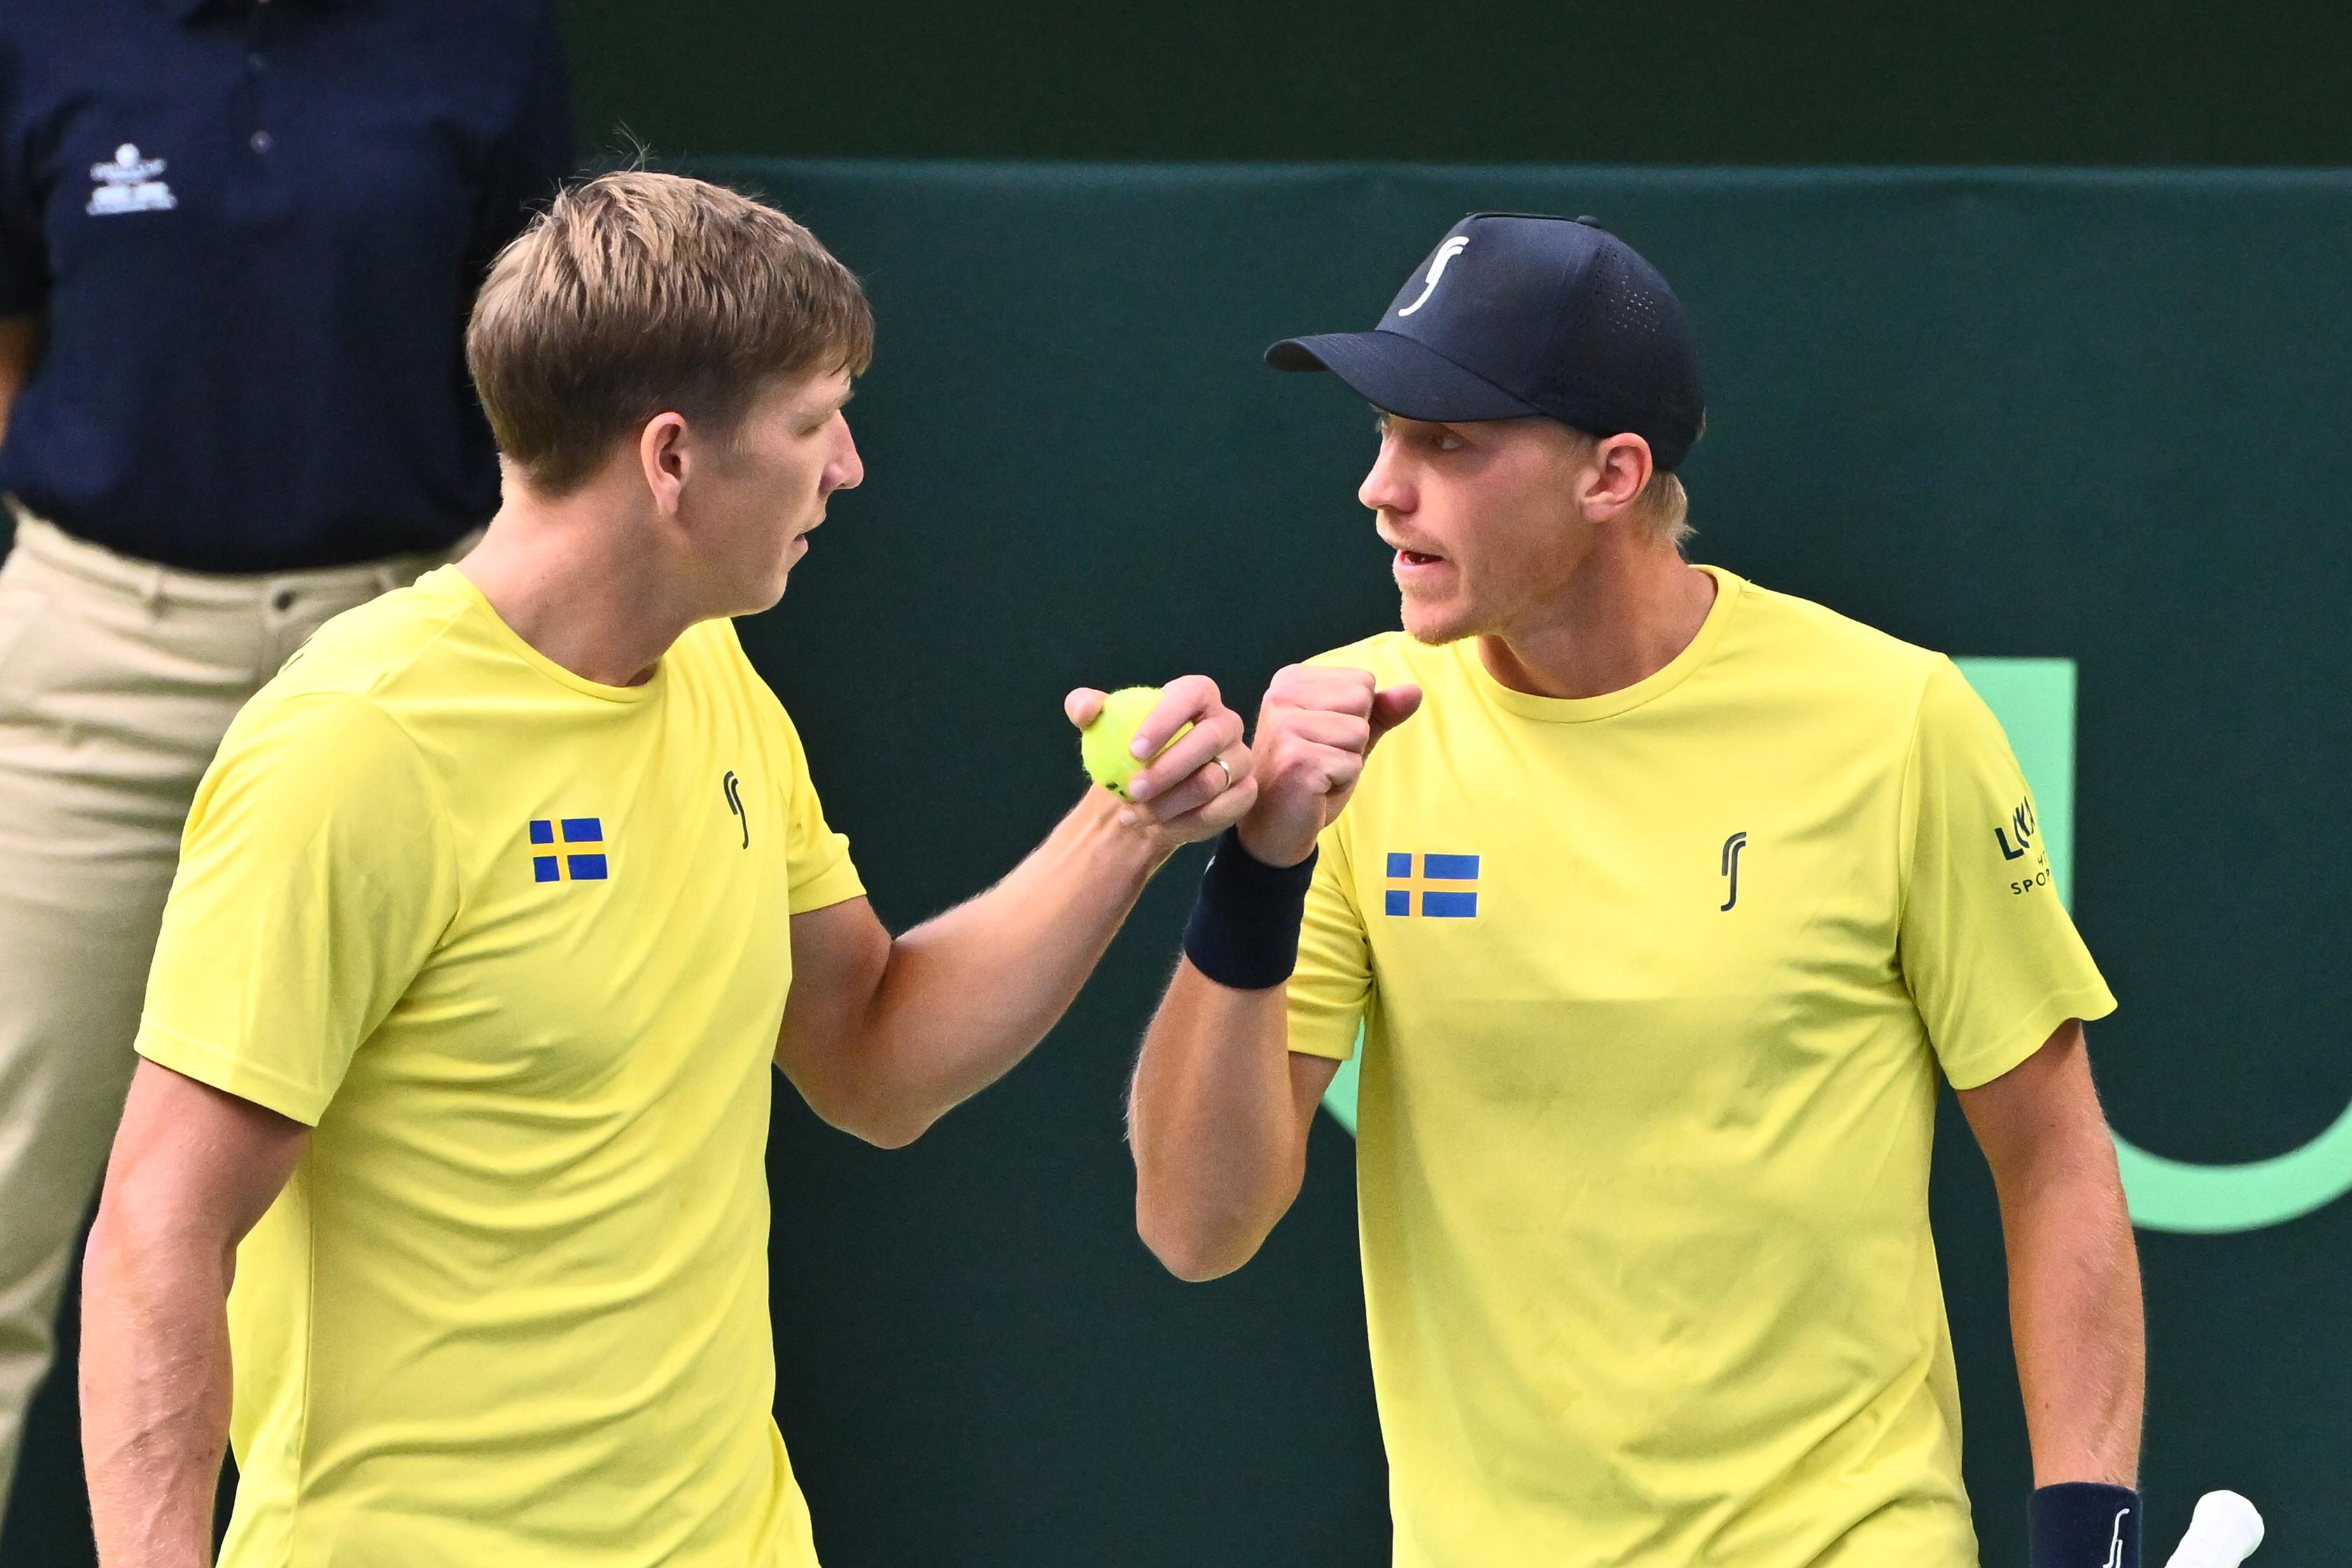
[1287,566,2116,1568]
[136,566,864,1567]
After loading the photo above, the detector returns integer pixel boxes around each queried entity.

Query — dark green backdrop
[10,164,2351,1564]
[559,0,2352,165]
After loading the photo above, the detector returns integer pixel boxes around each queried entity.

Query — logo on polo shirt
[722,770,748,848]
[87,145,177,217]
[528,817,608,883]
[1720,830,1748,911]
[1382,852,1479,918]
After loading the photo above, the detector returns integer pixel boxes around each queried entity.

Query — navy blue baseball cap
[1268,213,1706,470]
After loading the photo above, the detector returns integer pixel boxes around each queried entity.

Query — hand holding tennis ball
[1081,686,1184,799]
[1064,676,1256,846]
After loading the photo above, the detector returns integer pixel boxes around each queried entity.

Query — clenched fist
[1236,665,1422,867]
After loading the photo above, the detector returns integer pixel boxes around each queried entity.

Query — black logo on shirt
[1995,795,2038,860]
[1720,831,1747,911]
[723,769,748,848]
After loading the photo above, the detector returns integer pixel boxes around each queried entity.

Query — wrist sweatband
[2030,1483,2141,1568]
[1181,827,1317,990]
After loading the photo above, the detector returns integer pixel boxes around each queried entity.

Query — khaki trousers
[0,510,467,1501]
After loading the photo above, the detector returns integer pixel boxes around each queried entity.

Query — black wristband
[2030,1483,2141,1568]
[1181,827,1318,990]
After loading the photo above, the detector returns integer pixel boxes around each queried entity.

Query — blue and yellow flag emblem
[530,817,608,882]
[1384,852,1478,918]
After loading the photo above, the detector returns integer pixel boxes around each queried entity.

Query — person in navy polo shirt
[0,0,571,1513]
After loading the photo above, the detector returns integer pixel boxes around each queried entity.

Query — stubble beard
[1400,582,1484,648]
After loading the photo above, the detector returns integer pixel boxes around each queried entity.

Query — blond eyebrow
[802,386,855,424]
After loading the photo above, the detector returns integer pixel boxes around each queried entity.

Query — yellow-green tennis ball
[1082,686,1189,800]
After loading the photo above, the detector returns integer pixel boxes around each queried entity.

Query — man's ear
[1581,433,1655,522]
[638,412,690,517]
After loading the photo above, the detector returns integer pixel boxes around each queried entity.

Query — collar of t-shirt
[1473,566,1746,725]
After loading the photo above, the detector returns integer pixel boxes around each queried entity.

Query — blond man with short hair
[79,172,1259,1568]
[1124,215,2144,1567]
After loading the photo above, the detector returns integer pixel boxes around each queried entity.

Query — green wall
[561,0,2352,164]
[705,161,2352,1566]
[11,161,2352,1565]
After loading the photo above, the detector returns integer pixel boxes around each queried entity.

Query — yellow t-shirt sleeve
[1898,657,2118,1089]
[771,701,864,916]
[136,694,457,1126]
[1285,824,1371,1062]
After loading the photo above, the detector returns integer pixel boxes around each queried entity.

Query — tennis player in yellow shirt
[76,172,1258,1568]
[1120,216,2147,1567]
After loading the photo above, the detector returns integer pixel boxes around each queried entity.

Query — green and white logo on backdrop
[1318,658,2352,1235]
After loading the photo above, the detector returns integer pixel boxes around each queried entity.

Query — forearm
[80,1212,236,1568]
[0,315,41,439]
[852,788,1164,1135]
[1130,961,1310,1279]
[2000,1147,2146,1485]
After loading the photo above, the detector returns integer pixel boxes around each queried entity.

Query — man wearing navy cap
[1118,215,2148,1566]
[0,0,570,1514]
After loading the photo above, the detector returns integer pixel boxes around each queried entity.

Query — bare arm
[1957,1018,2145,1486]
[776,676,1256,1149]
[0,314,39,440]
[777,792,1168,1148]
[1129,664,1420,1280]
[83,1062,309,1568]
[1130,963,1338,1279]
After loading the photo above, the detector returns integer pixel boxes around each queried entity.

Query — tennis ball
[1081,686,1189,800]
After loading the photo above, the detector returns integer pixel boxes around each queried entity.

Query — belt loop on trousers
[141,563,167,615]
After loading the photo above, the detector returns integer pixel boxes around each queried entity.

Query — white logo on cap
[1396,236,1469,317]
